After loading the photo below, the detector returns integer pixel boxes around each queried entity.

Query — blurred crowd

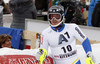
[0,0,100,29]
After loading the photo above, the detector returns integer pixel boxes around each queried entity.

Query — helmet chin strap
[50,20,63,27]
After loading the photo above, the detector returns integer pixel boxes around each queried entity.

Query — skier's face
[50,18,61,25]
[49,13,61,21]
[49,14,61,25]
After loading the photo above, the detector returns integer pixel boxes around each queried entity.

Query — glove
[35,50,42,60]
[86,51,96,64]
[35,48,47,64]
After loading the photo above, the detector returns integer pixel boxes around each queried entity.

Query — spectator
[0,0,10,14]
[0,5,3,26]
[91,1,100,27]
[88,0,99,26]
[0,34,14,48]
[0,0,10,26]
[9,0,37,29]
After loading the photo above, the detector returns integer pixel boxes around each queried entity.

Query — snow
[0,44,100,64]
[77,44,100,64]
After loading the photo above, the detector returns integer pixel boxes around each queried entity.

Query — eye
[55,14,60,19]
[6,39,10,42]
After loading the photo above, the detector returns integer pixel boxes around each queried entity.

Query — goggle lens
[49,14,61,21]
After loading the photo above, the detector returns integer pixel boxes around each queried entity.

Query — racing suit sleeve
[40,32,49,54]
[73,24,92,53]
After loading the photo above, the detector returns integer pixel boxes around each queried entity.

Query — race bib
[50,42,77,59]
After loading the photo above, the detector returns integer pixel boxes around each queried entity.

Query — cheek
[57,20,61,23]
[51,21,54,23]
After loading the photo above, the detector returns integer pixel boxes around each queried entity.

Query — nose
[52,17,56,21]
[9,41,11,44]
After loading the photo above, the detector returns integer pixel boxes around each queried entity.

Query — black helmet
[48,5,64,27]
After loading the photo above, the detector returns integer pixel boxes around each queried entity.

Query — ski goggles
[48,13,61,21]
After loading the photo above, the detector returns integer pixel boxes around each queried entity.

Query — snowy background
[0,44,100,64]
[77,44,100,64]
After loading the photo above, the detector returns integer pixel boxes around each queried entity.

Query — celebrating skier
[36,5,95,64]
